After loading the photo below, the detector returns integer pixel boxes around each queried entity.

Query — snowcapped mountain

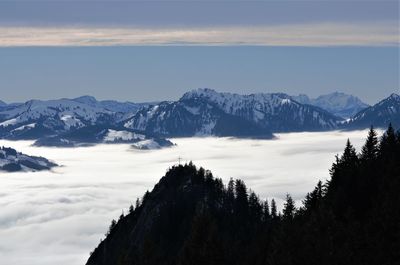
[345,93,400,129]
[0,98,118,140]
[0,146,57,172]
[0,98,172,148]
[125,98,271,138]
[0,90,392,144]
[73,95,150,114]
[291,92,369,118]
[124,88,342,137]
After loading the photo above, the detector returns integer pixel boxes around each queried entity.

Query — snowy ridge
[0,98,115,131]
[0,146,57,172]
[181,88,341,130]
[345,93,400,128]
[0,97,172,148]
[103,129,146,142]
[124,88,342,138]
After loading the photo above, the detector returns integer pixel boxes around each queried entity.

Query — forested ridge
[87,124,400,265]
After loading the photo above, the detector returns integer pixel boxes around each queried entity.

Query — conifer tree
[234,179,248,216]
[341,139,358,166]
[380,123,397,157]
[135,198,141,209]
[263,200,270,221]
[271,199,278,219]
[282,194,296,220]
[360,126,379,161]
[249,191,262,221]
[303,180,323,212]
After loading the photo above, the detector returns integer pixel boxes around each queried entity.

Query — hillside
[0,146,57,172]
[346,93,400,129]
[87,124,400,265]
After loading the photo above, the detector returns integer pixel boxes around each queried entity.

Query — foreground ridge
[87,125,400,265]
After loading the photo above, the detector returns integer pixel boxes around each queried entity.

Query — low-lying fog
[0,130,375,265]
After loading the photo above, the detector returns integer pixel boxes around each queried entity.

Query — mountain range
[124,89,341,137]
[0,89,398,146]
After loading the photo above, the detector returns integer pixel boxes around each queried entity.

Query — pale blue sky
[1,46,397,104]
[0,1,397,27]
[0,1,398,103]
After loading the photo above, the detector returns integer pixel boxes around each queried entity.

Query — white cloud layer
[0,130,380,265]
[0,22,397,47]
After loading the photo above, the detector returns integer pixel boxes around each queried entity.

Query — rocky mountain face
[124,89,342,137]
[0,146,57,172]
[291,92,369,118]
[345,93,400,129]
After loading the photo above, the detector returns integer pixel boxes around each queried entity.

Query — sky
[0,130,376,265]
[0,0,398,103]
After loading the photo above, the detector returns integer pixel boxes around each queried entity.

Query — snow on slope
[103,129,145,142]
[0,99,115,132]
[124,88,341,138]
[0,146,57,172]
[346,93,400,128]
[181,88,341,130]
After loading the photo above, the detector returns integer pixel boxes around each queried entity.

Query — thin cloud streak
[0,22,397,47]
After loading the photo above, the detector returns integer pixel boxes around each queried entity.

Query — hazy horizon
[1,85,398,105]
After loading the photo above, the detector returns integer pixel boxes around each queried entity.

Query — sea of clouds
[0,130,375,265]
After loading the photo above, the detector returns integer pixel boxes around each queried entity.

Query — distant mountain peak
[292,91,369,118]
[73,95,98,105]
[388,93,400,100]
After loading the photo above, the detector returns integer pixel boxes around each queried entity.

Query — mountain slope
[124,98,273,138]
[32,125,174,149]
[292,92,369,118]
[345,93,400,129]
[0,98,116,138]
[124,89,342,137]
[0,98,172,148]
[87,125,400,265]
